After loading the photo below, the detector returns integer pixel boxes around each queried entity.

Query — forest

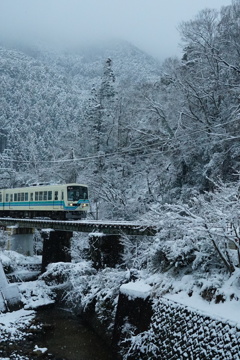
[1,1,240,264]
[1,1,240,273]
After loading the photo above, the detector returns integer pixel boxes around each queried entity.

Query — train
[0,183,89,220]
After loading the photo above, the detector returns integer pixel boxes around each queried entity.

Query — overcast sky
[0,0,233,59]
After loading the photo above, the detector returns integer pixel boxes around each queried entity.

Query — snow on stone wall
[123,297,240,359]
[120,280,152,300]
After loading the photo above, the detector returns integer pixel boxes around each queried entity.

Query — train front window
[67,186,88,201]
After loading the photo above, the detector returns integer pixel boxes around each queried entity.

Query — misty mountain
[51,40,162,87]
[1,39,162,89]
[1,0,240,213]
[0,39,163,194]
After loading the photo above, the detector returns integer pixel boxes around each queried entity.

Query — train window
[0,193,2,202]
[30,193,33,201]
[61,191,64,200]
[67,186,88,201]
[44,191,47,200]
[39,192,43,201]
[25,193,28,201]
[6,194,9,202]
[54,191,58,200]
[35,192,39,201]
[48,191,52,200]
[21,193,24,201]
[14,194,17,201]
[18,193,21,201]
[10,194,13,202]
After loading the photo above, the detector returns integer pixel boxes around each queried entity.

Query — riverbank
[0,301,113,360]
[0,250,113,359]
[1,249,240,359]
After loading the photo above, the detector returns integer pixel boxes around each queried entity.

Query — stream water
[35,307,114,360]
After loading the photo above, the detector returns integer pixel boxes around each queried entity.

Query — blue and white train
[0,183,89,220]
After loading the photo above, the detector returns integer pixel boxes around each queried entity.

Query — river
[35,307,114,360]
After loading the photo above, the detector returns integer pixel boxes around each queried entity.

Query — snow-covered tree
[146,180,240,276]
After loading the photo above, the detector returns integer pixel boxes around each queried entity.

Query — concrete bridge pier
[88,233,124,269]
[6,226,34,256]
[41,230,72,273]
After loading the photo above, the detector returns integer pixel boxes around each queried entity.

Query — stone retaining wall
[123,297,240,359]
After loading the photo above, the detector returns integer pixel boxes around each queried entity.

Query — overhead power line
[0,142,168,165]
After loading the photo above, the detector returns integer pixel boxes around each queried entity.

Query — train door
[29,192,34,209]
[53,190,60,209]
[53,189,64,210]
[9,193,14,210]
[5,192,11,210]
[0,191,3,211]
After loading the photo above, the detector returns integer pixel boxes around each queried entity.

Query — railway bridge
[0,217,158,271]
[0,217,157,236]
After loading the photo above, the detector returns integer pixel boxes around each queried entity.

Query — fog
[0,0,233,59]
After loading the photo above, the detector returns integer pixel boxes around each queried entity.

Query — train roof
[0,183,88,192]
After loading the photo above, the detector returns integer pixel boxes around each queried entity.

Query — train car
[0,183,89,220]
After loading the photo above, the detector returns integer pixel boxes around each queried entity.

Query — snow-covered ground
[0,250,55,354]
[146,269,240,326]
[0,279,53,360]
[165,290,240,324]
[0,308,36,342]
